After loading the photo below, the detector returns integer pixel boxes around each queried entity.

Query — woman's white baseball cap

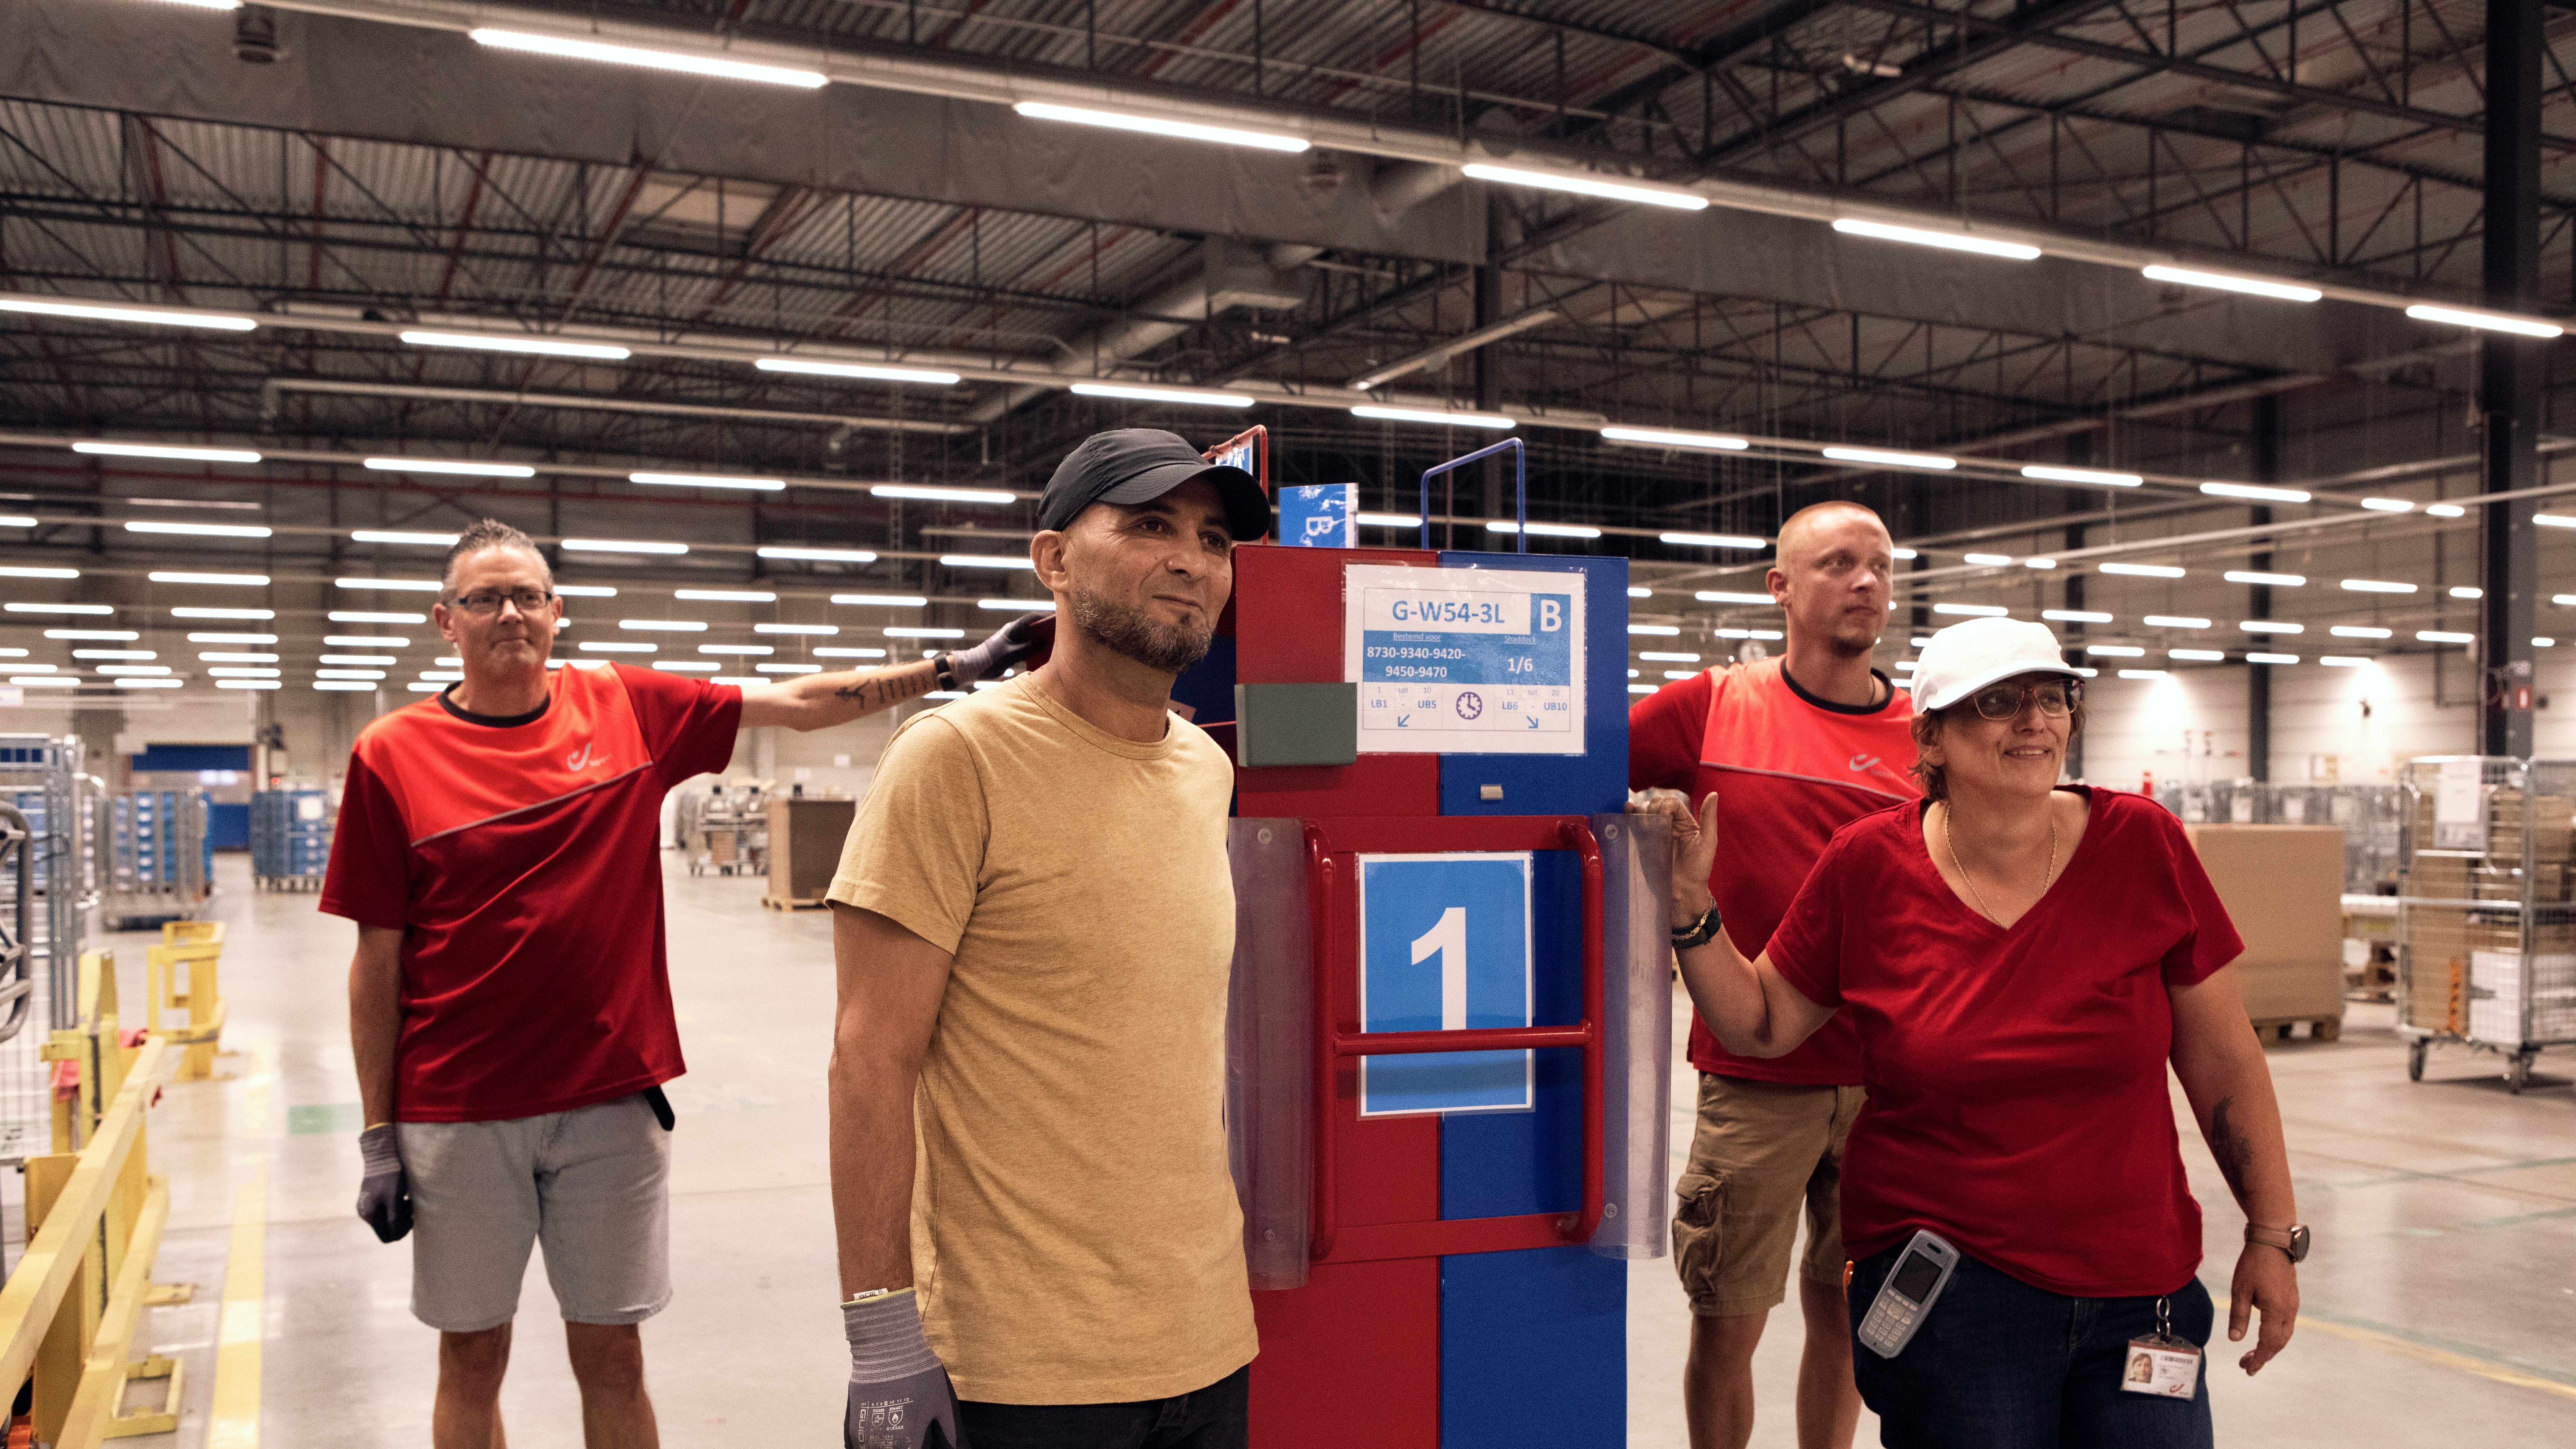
[1911,616,2084,711]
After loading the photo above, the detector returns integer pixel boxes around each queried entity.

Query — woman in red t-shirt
[1656,618,2303,1446]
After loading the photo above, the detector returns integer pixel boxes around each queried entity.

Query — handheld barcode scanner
[1858,1229,1961,1359]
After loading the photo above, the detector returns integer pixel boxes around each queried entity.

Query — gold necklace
[1940,801,2060,925]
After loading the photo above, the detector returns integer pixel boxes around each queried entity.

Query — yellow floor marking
[209,1157,266,1449]
[2215,1292,2576,1401]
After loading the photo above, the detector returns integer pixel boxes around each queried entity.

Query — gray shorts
[399,1091,673,1333]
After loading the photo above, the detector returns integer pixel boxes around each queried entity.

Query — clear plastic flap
[1226,818,1314,1289]
[1590,811,1674,1259]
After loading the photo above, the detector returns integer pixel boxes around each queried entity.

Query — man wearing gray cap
[823,429,1271,1449]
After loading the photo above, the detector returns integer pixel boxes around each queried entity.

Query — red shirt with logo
[1628,659,1919,1085]
[320,663,741,1122]
[1764,789,2244,1295]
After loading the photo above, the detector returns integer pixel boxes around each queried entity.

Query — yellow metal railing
[0,950,187,1446]
[143,920,225,1082]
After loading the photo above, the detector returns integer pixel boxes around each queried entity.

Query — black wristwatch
[931,652,959,692]
[1671,903,1723,950]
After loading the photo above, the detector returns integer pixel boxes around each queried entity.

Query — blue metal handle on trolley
[1417,438,1528,554]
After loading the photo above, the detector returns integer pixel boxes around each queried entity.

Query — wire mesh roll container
[2395,758,2576,1092]
[0,736,93,1160]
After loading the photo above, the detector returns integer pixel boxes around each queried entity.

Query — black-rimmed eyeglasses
[446,590,555,616]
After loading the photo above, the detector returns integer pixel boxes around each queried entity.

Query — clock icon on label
[1456,691,1484,720]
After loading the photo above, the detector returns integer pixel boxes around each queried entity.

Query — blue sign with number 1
[1357,852,1534,1117]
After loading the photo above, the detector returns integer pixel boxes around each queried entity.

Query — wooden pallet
[2252,1015,2342,1042]
[761,895,831,912]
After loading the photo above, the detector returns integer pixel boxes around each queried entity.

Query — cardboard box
[2183,826,2346,1025]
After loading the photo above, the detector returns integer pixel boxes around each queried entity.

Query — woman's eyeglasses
[1966,679,2078,721]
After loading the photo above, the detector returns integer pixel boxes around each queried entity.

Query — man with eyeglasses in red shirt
[322,518,1038,1449]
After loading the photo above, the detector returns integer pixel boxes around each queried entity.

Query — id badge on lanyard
[2121,1295,2203,1399]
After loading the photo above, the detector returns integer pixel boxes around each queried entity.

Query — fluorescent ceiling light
[365,457,537,478]
[2024,558,2058,569]
[72,649,151,660]
[552,584,619,598]
[1486,521,1602,539]
[2419,631,2476,644]
[1629,588,1653,598]
[1628,624,1681,636]
[977,598,1058,611]
[2021,464,2142,487]
[2202,481,2311,503]
[315,680,379,691]
[941,554,1036,569]
[754,623,838,635]
[758,546,878,563]
[208,667,281,678]
[2342,578,2418,594]
[471,27,825,87]
[0,567,78,580]
[619,620,709,632]
[2138,265,2323,303]
[2144,615,2212,629]
[115,678,183,689]
[2540,637,2558,647]
[2319,656,2373,667]
[631,472,785,492]
[886,626,966,639]
[2360,498,2415,513]
[2331,626,2394,639]
[399,325,634,359]
[1660,670,1698,680]
[1695,590,1775,605]
[580,642,657,653]
[418,670,464,681]
[320,634,398,646]
[2086,644,2146,657]
[1962,553,2013,566]
[653,661,720,673]
[674,589,778,602]
[337,578,441,592]
[149,570,268,586]
[562,538,688,555]
[351,529,460,545]
[757,663,822,674]
[316,654,393,665]
[328,610,424,624]
[46,629,133,640]
[1933,603,2008,617]
[2225,570,2306,587]
[1891,547,1918,560]
[2451,587,2483,600]
[2537,514,2576,528]
[1638,651,1701,663]
[872,485,1015,504]
[815,647,888,659]
[2116,669,2169,680]
[2403,303,2564,338]
[1659,532,1765,549]
[833,593,930,607]
[72,441,261,463]
[1069,382,1254,407]
[1014,100,1307,152]
[2426,503,2467,518]
[2241,621,2304,633]
[754,357,960,385]
[1461,162,1709,210]
[2246,651,2300,664]
[10,677,79,688]
[1821,446,1955,470]
[6,603,111,615]
[1355,513,1423,528]
[95,665,170,676]
[217,680,282,690]
[2,297,255,330]
[124,520,271,539]
[1351,405,1516,429]
[2043,609,2113,623]
[1627,684,1658,695]
[1831,218,2041,260]
[2169,649,2227,661]
[1606,427,1750,452]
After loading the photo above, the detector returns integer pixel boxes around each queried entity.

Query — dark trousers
[959,1365,1249,1449]
[1848,1247,2216,1449]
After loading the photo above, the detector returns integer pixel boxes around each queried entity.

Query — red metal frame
[1205,425,1270,493]
[1302,815,1605,1265]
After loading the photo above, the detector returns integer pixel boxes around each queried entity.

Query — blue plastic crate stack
[251,789,332,891]
[107,788,210,930]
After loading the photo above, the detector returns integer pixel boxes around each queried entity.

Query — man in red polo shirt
[1630,500,1917,1449]
[322,518,1035,1449]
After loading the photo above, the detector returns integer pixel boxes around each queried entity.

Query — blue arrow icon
[1525,715,1539,729]
[1397,715,1411,727]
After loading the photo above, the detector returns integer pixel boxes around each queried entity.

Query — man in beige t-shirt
[825,428,1271,1449]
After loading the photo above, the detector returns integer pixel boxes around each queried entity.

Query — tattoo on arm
[827,660,939,713]
[2210,1095,2255,1204]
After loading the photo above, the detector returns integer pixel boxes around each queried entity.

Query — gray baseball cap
[1038,429,1270,540]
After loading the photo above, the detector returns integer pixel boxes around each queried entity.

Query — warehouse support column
[2482,0,2545,756]
[2249,396,2280,783]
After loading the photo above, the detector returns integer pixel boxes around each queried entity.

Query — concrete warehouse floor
[51,853,2576,1446]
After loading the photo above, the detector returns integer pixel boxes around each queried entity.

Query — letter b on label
[1538,598,1563,632]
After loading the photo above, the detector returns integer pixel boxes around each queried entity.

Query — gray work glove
[844,1288,964,1449]
[356,1123,412,1243]
[946,613,1045,688]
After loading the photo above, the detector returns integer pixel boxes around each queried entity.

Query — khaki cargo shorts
[1671,1072,1865,1317]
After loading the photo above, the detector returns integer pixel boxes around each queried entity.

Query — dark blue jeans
[1848,1247,2215,1449]
[958,1366,1248,1449]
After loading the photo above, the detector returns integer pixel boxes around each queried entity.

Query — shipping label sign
[1342,564,1585,756]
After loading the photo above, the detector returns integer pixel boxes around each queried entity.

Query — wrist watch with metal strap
[1671,903,1723,951]
[2244,1222,2311,1263]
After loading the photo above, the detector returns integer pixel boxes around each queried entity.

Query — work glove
[947,613,1045,688]
[844,1288,964,1449]
[356,1123,412,1244]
